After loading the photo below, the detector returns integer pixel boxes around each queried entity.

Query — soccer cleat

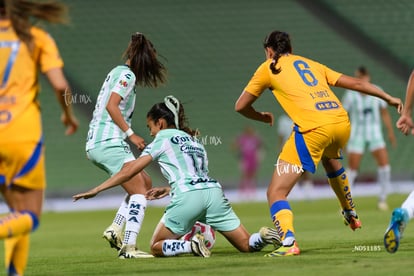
[384,208,409,253]
[259,227,282,248]
[342,209,362,231]
[264,241,300,257]
[118,244,154,259]
[102,225,123,251]
[191,234,211,257]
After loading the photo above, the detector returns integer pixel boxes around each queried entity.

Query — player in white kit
[86,32,166,258]
[342,66,396,211]
[384,70,414,253]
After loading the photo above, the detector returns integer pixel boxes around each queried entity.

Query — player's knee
[22,211,40,232]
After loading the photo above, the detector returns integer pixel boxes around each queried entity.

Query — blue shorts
[161,187,241,235]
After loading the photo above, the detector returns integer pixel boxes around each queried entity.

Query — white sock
[347,168,357,191]
[123,194,147,245]
[377,165,391,202]
[249,232,266,251]
[162,240,192,256]
[112,194,129,228]
[402,190,414,220]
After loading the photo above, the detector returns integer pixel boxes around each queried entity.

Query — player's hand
[396,114,414,135]
[387,96,403,114]
[72,188,99,201]
[145,187,170,200]
[260,111,274,126]
[129,134,146,150]
[61,113,79,135]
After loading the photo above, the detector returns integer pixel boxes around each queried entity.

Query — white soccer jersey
[141,129,222,194]
[86,65,136,150]
[341,88,387,151]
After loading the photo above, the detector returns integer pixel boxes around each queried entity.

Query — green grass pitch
[1,194,413,275]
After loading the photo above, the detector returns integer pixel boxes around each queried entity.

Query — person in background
[85,32,166,258]
[384,70,414,253]
[233,125,263,199]
[0,0,78,275]
[235,30,402,257]
[342,66,397,211]
[277,114,314,200]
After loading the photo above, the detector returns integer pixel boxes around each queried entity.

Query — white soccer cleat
[118,244,154,259]
[259,227,282,248]
[191,234,211,257]
[102,225,123,251]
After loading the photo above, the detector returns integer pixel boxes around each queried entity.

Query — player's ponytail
[3,0,68,50]
[147,96,198,136]
[123,32,167,87]
[263,31,292,75]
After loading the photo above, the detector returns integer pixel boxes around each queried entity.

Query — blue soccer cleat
[384,208,409,253]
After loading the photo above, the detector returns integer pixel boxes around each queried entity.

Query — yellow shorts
[279,120,351,173]
[0,138,45,190]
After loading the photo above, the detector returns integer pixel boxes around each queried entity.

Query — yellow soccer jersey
[0,20,63,142]
[244,54,349,132]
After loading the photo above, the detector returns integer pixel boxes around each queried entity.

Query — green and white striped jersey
[86,65,136,150]
[342,88,387,143]
[141,129,222,194]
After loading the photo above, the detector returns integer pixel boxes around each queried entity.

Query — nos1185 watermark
[352,245,382,252]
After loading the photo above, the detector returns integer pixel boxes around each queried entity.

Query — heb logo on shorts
[315,101,339,111]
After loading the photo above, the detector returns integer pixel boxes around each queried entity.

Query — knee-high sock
[112,194,129,228]
[328,167,355,211]
[123,194,147,246]
[270,200,295,245]
[0,211,38,239]
[5,234,30,276]
[402,190,414,220]
[378,165,391,202]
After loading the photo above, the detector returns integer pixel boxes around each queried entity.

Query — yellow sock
[270,200,295,244]
[0,211,37,239]
[5,234,30,276]
[327,167,355,210]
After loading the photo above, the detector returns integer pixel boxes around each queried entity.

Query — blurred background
[37,0,414,197]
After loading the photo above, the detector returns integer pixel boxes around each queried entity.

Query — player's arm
[335,75,403,113]
[146,187,171,200]
[397,70,414,135]
[235,91,274,126]
[45,68,79,135]
[106,93,145,149]
[73,155,153,201]
[380,107,397,147]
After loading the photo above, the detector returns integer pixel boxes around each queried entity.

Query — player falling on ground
[75,96,281,257]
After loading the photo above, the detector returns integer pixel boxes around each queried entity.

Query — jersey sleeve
[140,134,166,160]
[32,27,64,73]
[243,62,272,97]
[322,64,342,86]
[111,71,135,99]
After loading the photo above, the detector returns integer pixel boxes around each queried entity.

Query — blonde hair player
[0,0,78,275]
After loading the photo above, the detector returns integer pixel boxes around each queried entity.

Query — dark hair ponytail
[263,31,292,75]
[123,32,167,87]
[147,96,198,136]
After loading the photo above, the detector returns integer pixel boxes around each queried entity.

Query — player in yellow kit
[235,30,402,256]
[0,0,78,274]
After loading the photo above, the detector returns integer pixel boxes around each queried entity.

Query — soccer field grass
[1,195,413,275]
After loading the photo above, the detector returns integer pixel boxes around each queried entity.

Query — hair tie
[164,95,180,129]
